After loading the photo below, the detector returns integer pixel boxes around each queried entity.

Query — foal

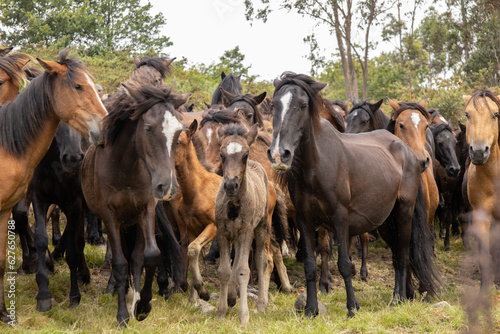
[215,124,274,325]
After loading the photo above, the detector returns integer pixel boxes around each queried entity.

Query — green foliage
[0,0,171,55]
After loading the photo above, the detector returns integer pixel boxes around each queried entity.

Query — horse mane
[219,123,248,138]
[102,83,181,145]
[0,52,34,87]
[227,93,265,127]
[199,108,243,129]
[211,73,242,106]
[430,123,453,138]
[387,102,431,134]
[351,100,390,130]
[273,72,324,131]
[0,50,89,156]
[135,57,172,78]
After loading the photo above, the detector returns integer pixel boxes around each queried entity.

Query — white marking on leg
[226,142,243,154]
[411,112,421,130]
[162,111,183,156]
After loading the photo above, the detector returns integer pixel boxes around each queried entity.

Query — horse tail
[155,203,188,292]
[271,185,289,250]
[409,180,441,298]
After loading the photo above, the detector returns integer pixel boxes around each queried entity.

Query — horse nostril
[267,148,273,162]
[282,149,291,162]
[485,146,490,153]
[156,184,165,197]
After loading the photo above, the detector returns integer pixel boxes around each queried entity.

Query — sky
[147,0,339,81]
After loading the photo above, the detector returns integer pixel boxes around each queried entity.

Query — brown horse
[267,72,438,317]
[81,82,189,326]
[387,98,440,233]
[0,51,107,323]
[463,89,500,289]
[0,52,36,104]
[215,124,274,325]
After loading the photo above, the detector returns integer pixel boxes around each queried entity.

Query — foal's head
[121,82,190,200]
[387,98,431,172]
[463,89,500,165]
[218,124,259,197]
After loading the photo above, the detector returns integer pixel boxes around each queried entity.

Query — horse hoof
[69,295,81,308]
[444,245,450,251]
[134,300,152,321]
[37,298,53,312]
[198,287,210,301]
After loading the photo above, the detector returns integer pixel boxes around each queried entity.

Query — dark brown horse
[220,88,266,128]
[81,82,189,326]
[211,71,242,106]
[345,99,388,134]
[0,50,107,323]
[267,72,439,317]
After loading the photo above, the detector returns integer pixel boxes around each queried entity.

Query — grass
[3,226,500,333]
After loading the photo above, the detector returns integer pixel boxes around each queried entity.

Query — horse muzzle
[469,145,490,165]
[154,182,178,201]
[267,146,292,171]
[223,178,239,197]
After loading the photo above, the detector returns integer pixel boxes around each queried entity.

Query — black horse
[267,72,439,317]
[211,71,242,106]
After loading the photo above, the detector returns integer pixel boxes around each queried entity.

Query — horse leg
[254,220,273,313]
[360,232,369,281]
[297,217,319,317]
[135,204,161,321]
[62,202,86,308]
[187,223,216,303]
[473,211,493,292]
[270,238,293,293]
[336,226,360,317]
[444,204,452,251]
[391,200,413,303]
[0,210,13,323]
[12,202,37,275]
[318,227,332,294]
[235,234,254,325]
[217,234,231,319]
[48,205,61,246]
[129,227,144,319]
[32,192,53,312]
[204,238,219,265]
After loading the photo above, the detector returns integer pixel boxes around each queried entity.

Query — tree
[0,0,171,55]
[216,46,251,78]
[245,0,392,100]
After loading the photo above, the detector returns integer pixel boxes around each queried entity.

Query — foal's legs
[254,220,273,313]
[270,238,293,293]
[234,234,254,325]
[187,223,216,303]
[217,234,231,318]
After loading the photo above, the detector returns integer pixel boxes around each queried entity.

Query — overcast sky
[148,0,338,80]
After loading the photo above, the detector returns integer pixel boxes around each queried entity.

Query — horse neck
[295,120,323,169]
[176,140,218,202]
[25,112,60,171]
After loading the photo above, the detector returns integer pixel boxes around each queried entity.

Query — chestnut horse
[215,124,274,325]
[267,72,438,317]
[81,82,189,326]
[463,89,500,289]
[387,99,440,233]
[0,50,107,323]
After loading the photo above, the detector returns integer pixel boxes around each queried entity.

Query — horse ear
[186,103,194,112]
[0,47,13,57]
[418,98,427,109]
[121,82,144,103]
[163,57,176,68]
[245,124,259,146]
[386,97,401,113]
[459,122,466,132]
[273,78,281,88]
[373,99,383,111]
[462,95,471,103]
[187,119,198,137]
[253,91,267,105]
[36,58,67,75]
[133,56,141,68]
[221,71,226,80]
[352,97,359,106]
[16,59,31,70]
[204,102,211,109]
[311,81,328,93]
[170,93,192,110]
[220,88,235,107]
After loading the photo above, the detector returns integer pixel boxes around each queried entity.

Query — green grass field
[3,226,499,333]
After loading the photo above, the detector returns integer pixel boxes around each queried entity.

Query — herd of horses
[0,48,498,327]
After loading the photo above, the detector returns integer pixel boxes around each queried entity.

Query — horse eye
[494,112,499,118]
[145,125,153,134]
[247,114,253,119]
[301,104,307,110]
[177,140,181,145]
[465,112,469,119]
[75,84,82,91]
[0,81,4,87]
[399,123,405,130]
[242,152,249,162]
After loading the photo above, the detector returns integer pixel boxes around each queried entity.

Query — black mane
[211,73,242,106]
[199,108,243,129]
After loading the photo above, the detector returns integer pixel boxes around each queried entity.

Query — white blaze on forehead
[206,127,213,146]
[280,91,293,123]
[85,74,107,115]
[439,115,447,123]
[352,110,358,117]
[226,142,243,154]
[411,112,421,130]
[162,110,183,156]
